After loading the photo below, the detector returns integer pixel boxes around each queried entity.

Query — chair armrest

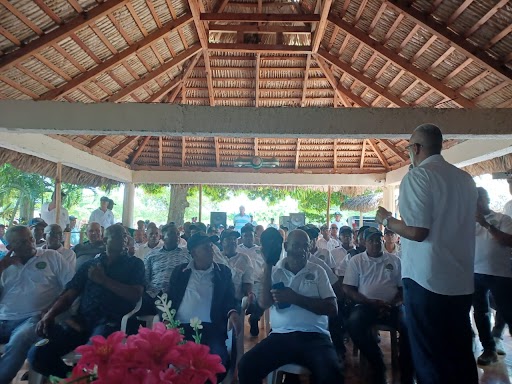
[121,298,143,333]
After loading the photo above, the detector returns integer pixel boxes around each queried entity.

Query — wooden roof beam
[130,136,152,165]
[181,137,186,167]
[0,0,130,70]
[360,139,366,169]
[311,0,334,53]
[327,15,475,108]
[214,137,220,168]
[447,0,474,26]
[209,25,311,33]
[315,55,358,107]
[318,48,407,107]
[39,14,193,100]
[386,0,512,82]
[146,74,183,102]
[87,135,107,149]
[109,136,139,157]
[108,45,201,102]
[368,139,389,170]
[301,54,312,107]
[379,139,407,162]
[208,43,312,53]
[255,53,260,107]
[295,139,301,169]
[200,13,321,22]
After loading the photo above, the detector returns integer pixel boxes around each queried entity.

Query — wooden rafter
[360,139,366,169]
[447,0,474,26]
[353,0,368,25]
[255,53,260,107]
[181,137,186,167]
[386,0,512,82]
[87,135,107,148]
[158,136,163,166]
[254,138,259,156]
[210,25,310,33]
[319,49,407,107]
[33,0,62,25]
[301,54,312,107]
[428,47,455,72]
[315,56,357,107]
[368,139,389,169]
[311,0,333,53]
[383,14,404,44]
[412,35,436,62]
[200,13,321,22]
[333,139,338,169]
[0,26,21,46]
[130,136,152,165]
[207,43,312,53]
[0,0,129,70]
[146,74,183,102]
[109,136,139,157]
[188,0,214,106]
[327,15,475,108]
[108,45,201,102]
[0,75,39,98]
[214,137,220,168]
[214,0,230,13]
[368,2,386,34]
[295,139,301,169]
[379,139,407,162]
[39,14,193,100]
[168,84,182,103]
[0,0,43,35]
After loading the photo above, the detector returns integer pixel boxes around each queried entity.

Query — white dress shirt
[38,244,76,270]
[40,203,69,228]
[176,262,214,324]
[237,244,264,281]
[503,200,512,218]
[134,240,164,261]
[88,208,115,229]
[344,251,402,303]
[475,211,512,278]
[226,252,254,300]
[0,249,74,320]
[399,154,477,296]
[316,237,339,252]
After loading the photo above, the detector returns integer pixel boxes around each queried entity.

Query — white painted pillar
[122,183,135,228]
[382,185,396,215]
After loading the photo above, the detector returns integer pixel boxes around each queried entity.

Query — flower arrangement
[51,294,225,384]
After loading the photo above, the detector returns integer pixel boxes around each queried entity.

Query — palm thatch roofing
[463,153,512,177]
[0,0,511,179]
[340,191,383,212]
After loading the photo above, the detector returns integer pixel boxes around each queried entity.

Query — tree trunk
[9,196,21,225]
[20,195,31,224]
[168,185,190,225]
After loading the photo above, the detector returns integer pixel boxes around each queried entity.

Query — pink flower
[172,342,226,384]
[75,331,126,376]
[126,322,183,371]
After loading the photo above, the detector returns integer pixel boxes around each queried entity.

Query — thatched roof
[340,192,383,212]
[0,148,119,187]
[463,153,512,177]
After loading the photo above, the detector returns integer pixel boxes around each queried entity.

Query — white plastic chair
[223,296,249,384]
[266,364,312,384]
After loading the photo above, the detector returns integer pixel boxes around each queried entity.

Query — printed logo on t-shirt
[305,273,315,281]
[385,263,394,272]
[36,261,47,270]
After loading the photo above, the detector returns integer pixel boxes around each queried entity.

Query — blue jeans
[28,322,118,379]
[0,316,40,383]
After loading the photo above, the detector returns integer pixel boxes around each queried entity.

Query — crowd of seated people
[1,193,511,384]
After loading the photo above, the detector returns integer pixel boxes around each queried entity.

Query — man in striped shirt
[142,223,190,313]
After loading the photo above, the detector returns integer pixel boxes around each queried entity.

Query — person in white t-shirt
[0,226,74,383]
[343,228,413,384]
[332,211,347,228]
[40,190,69,229]
[502,176,512,217]
[267,218,278,230]
[317,225,340,252]
[238,229,343,383]
[383,228,401,257]
[376,124,478,384]
[88,196,115,229]
[134,225,163,261]
[472,187,512,365]
[233,206,251,232]
[332,226,355,276]
[40,224,76,270]
[304,224,336,270]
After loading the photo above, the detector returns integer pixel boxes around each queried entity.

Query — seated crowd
[0,183,510,384]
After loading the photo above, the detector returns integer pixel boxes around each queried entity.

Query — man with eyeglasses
[376,124,478,384]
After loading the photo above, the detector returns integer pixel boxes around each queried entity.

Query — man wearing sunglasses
[376,124,478,384]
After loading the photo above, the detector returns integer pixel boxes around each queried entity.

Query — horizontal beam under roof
[0,101,512,139]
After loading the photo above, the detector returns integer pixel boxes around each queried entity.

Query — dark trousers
[329,301,347,358]
[183,322,229,382]
[246,302,264,322]
[28,322,118,378]
[238,331,344,384]
[492,311,507,338]
[345,304,414,384]
[473,273,512,350]
[403,278,478,384]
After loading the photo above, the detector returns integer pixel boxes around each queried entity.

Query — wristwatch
[382,216,392,228]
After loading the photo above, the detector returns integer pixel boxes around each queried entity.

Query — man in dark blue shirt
[28,224,145,379]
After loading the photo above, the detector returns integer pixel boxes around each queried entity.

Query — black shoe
[477,350,498,365]
[249,316,259,337]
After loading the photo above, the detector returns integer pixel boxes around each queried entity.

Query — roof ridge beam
[39,13,193,100]
[327,14,475,108]
[386,0,512,83]
[0,0,130,71]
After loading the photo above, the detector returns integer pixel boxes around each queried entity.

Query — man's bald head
[412,124,443,155]
[285,229,310,260]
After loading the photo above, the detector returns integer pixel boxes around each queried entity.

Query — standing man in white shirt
[88,196,115,229]
[0,226,74,383]
[473,187,512,364]
[40,190,69,229]
[267,218,278,229]
[332,211,347,228]
[376,124,478,384]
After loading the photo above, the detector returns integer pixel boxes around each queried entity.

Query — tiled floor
[11,319,512,383]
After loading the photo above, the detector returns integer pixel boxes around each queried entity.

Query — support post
[55,162,62,226]
[199,184,203,222]
[359,211,364,228]
[326,185,331,225]
[382,185,396,215]
[122,182,135,228]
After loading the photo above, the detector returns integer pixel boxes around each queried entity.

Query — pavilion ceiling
[0,0,510,173]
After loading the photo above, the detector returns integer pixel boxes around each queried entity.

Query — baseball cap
[364,227,383,240]
[220,229,241,243]
[298,225,320,240]
[334,211,341,215]
[241,224,254,234]
[339,226,353,235]
[29,218,47,228]
[69,215,76,220]
[187,232,213,252]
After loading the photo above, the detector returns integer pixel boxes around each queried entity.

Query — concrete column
[382,185,396,215]
[122,182,135,227]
